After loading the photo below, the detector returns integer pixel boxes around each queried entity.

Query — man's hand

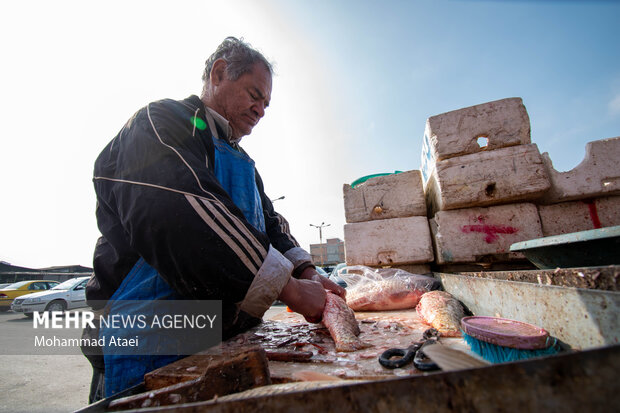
[299,267,346,299]
[278,277,326,323]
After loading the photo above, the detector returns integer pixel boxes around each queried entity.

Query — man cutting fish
[83,37,345,401]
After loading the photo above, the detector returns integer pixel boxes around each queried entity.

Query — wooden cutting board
[109,346,271,410]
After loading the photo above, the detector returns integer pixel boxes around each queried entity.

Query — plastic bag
[339,265,440,311]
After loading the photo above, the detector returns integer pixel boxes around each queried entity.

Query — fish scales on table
[415,290,465,337]
[322,292,371,352]
[346,275,440,311]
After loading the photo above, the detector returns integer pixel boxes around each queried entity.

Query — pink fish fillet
[416,291,465,337]
[322,292,371,352]
[346,277,428,311]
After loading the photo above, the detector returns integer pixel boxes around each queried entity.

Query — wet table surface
[223,308,476,381]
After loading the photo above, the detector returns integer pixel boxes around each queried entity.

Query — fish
[322,292,371,352]
[291,370,343,382]
[415,291,465,337]
[346,272,440,311]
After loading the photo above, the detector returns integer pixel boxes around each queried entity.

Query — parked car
[329,263,348,288]
[11,276,90,317]
[315,266,329,277]
[0,280,60,311]
[322,266,335,275]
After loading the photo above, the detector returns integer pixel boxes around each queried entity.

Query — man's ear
[210,59,227,86]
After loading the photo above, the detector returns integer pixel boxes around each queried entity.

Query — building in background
[0,261,93,283]
[310,238,345,266]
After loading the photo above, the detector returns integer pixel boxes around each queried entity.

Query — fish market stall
[72,98,620,412]
[77,265,620,412]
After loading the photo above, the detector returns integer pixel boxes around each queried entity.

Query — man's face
[211,61,272,140]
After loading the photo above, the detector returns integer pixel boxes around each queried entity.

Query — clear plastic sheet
[339,265,441,311]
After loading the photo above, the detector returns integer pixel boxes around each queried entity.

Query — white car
[11,276,90,317]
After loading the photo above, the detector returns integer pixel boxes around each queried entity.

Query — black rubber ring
[379,347,414,369]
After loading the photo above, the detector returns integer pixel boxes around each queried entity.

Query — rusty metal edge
[459,265,618,291]
[110,345,620,413]
[435,272,620,349]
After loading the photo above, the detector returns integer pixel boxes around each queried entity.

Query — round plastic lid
[461,316,551,350]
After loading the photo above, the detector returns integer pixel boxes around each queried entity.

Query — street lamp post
[309,222,330,266]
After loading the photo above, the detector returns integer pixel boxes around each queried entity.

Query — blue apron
[102,132,266,397]
[213,137,266,232]
[100,258,183,397]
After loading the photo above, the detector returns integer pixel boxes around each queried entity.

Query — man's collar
[204,106,242,145]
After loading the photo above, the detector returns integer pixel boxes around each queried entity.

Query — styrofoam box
[421,97,530,184]
[424,143,550,215]
[344,216,434,266]
[538,196,620,236]
[343,170,426,223]
[430,203,543,264]
[540,136,620,204]
[380,263,432,275]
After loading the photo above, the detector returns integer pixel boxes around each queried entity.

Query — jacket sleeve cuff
[284,247,315,278]
[238,245,293,318]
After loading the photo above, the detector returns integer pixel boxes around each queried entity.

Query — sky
[1,0,619,269]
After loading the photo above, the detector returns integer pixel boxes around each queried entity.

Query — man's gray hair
[202,37,273,83]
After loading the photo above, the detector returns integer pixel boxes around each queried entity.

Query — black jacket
[88,95,313,333]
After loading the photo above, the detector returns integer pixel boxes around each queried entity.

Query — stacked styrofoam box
[342,170,434,273]
[537,137,620,236]
[421,98,549,266]
[341,98,619,272]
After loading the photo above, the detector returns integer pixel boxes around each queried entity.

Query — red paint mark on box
[461,224,519,243]
[583,199,602,229]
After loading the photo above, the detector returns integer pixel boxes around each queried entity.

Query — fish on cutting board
[322,292,371,352]
[343,266,440,311]
[416,291,465,337]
